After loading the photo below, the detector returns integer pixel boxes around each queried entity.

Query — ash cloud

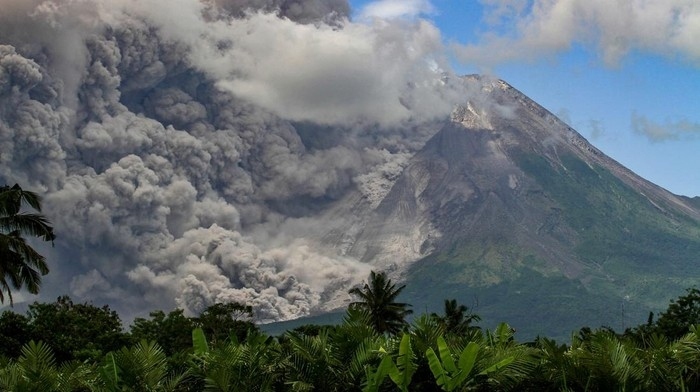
[203,0,351,24]
[0,0,467,320]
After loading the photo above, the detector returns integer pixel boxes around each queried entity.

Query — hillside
[321,77,700,339]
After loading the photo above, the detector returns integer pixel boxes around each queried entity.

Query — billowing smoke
[0,0,469,320]
[203,0,351,24]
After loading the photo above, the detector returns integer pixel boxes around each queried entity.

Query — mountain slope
[323,76,700,339]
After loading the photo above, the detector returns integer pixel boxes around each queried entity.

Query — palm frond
[0,184,42,213]
[0,213,55,242]
[0,184,54,304]
[56,360,101,392]
[16,340,60,389]
[3,232,49,272]
[0,362,25,391]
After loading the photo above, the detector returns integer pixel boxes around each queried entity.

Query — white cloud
[632,113,700,142]
[359,0,435,20]
[90,1,463,127]
[456,0,700,67]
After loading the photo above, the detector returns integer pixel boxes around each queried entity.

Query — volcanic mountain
[6,2,700,342]
[317,76,700,339]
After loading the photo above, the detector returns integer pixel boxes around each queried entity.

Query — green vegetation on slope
[516,152,700,315]
[405,261,648,342]
[403,152,700,341]
[516,152,700,277]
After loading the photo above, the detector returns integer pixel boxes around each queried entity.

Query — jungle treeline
[1,271,700,391]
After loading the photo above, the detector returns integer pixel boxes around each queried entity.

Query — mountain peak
[321,77,700,339]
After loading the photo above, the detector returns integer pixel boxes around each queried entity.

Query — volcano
[318,76,700,339]
[4,2,699,341]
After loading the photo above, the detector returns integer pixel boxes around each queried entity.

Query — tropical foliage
[2,276,700,391]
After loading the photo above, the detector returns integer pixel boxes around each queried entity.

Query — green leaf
[192,327,209,355]
[480,356,515,375]
[458,342,479,374]
[363,355,395,392]
[453,341,479,386]
[426,347,451,390]
[437,336,457,374]
[101,352,119,390]
[389,334,416,391]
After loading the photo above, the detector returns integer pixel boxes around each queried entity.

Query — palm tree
[349,271,413,335]
[547,329,645,391]
[0,184,55,304]
[0,340,100,391]
[190,328,280,391]
[101,340,187,391]
[0,340,60,391]
[282,329,344,391]
[431,299,481,335]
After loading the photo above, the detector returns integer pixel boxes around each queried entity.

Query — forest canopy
[1,273,699,391]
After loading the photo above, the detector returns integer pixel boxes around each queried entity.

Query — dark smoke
[0,0,468,321]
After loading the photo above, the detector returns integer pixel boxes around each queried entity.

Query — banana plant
[192,327,209,356]
[363,351,395,392]
[363,333,416,392]
[100,351,120,391]
[426,335,514,391]
[389,332,417,391]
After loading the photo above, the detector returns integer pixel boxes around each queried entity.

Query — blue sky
[350,0,700,197]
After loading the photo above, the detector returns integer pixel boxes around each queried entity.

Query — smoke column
[0,0,467,321]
